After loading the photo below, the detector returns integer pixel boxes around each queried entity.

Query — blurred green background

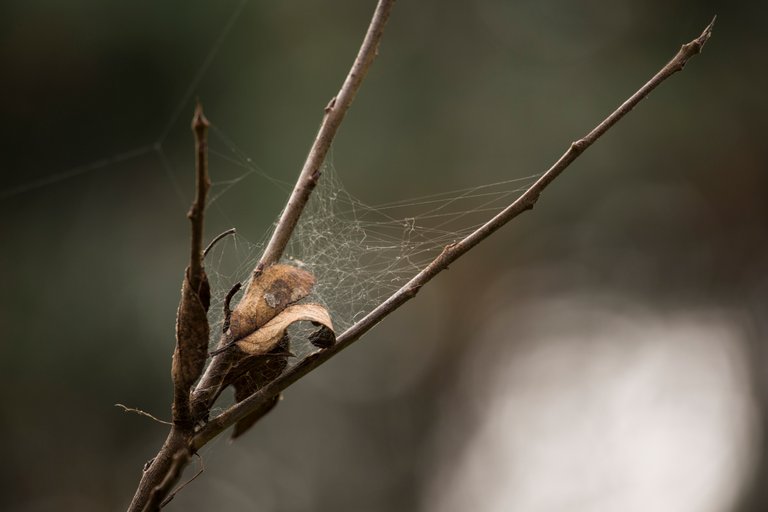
[1,1,767,511]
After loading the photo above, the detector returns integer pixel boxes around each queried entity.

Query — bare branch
[193,18,716,447]
[159,454,205,509]
[143,443,193,511]
[128,429,189,512]
[257,0,397,269]
[188,101,211,288]
[128,103,213,511]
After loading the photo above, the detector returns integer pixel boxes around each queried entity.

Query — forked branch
[188,0,397,423]
[192,17,716,448]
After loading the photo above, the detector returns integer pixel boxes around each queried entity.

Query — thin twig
[115,404,173,426]
[193,18,716,448]
[203,227,236,257]
[188,101,211,288]
[128,103,213,512]
[159,454,205,508]
[143,442,193,511]
[257,0,397,269]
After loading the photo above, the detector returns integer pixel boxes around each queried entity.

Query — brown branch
[143,437,193,511]
[188,101,211,288]
[193,17,716,447]
[128,428,189,512]
[257,0,397,269]
[159,454,204,509]
[128,103,213,511]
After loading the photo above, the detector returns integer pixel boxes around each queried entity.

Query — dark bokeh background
[1,1,766,511]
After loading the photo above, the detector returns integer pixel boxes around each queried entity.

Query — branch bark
[257,0,397,269]
[192,17,716,447]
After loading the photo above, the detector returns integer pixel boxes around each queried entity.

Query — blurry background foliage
[1,1,767,511]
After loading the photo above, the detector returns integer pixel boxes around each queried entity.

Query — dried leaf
[230,337,290,439]
[234,303,334,355]
[228,264,315,341]
[309,325,336,349]
[172,268,211,392]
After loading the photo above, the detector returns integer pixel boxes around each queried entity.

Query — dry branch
[128,103,213,511]
[192,17,716,448]
[257,0,397,269]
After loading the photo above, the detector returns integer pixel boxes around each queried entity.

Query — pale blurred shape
[424,298,759,512]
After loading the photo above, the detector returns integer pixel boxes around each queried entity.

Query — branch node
[324,96,337,113]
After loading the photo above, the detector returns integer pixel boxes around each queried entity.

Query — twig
[128,103,213,512]
[203,228,236,258]
[257,0,397,269]
[159,454,205,508]
[192,17,716,447]
[143,443,193,511]
[115,404,173,426]
[188,101,211,289]
[128,428,189,512]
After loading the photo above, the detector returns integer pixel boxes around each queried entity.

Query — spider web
[202,128,542,341]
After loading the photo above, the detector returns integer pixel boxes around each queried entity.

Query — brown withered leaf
[309,325,336,349]
[228,264,315,341]
[230,336,290,439]
[234,303,334,355]
[172,268,211,393]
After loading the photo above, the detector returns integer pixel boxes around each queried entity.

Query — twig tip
[192,100,210,132]
[698,16,717,47]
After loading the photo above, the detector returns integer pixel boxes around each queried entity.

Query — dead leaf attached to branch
[230,336,290,438]
[220,265,336,437]
[234,303,334,355]
[228,264,316,341]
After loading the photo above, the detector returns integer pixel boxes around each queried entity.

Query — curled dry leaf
[172,268,211,393]
[234,303,334,355]
[228,264,315,341]
[208,265,335,438]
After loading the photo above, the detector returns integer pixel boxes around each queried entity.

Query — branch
[128,103,213,512]
[188,101,211,289]
[193,17,716,447]
[257,0,397,269]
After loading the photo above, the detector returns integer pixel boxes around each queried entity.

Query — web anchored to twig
[126,1,716,509]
